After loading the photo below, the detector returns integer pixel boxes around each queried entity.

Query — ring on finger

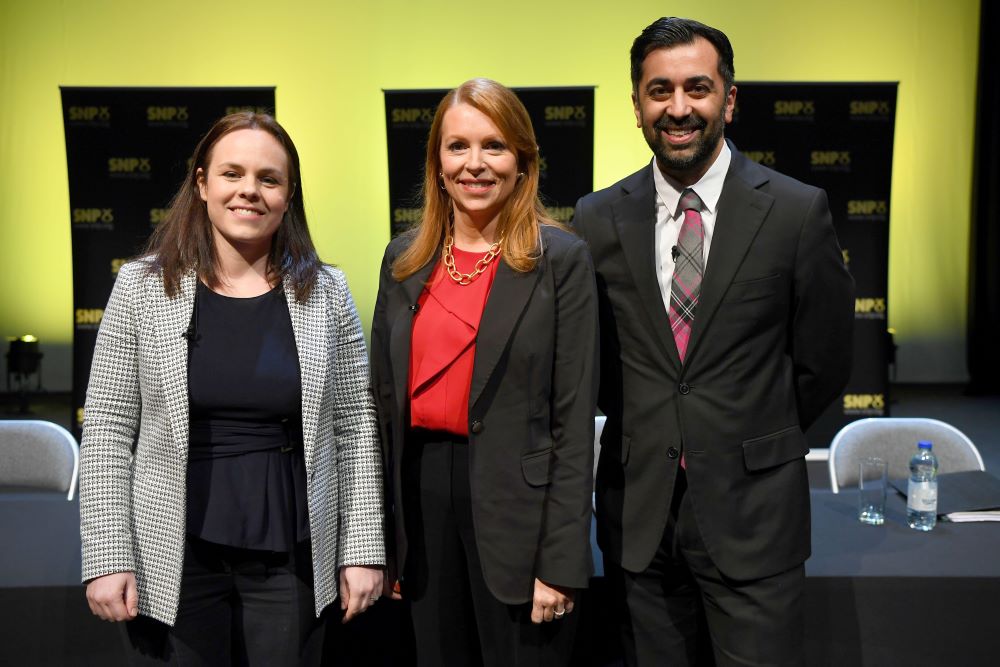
[554,609,565,618]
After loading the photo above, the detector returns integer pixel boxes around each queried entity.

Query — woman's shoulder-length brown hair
[144,111,322,302]
[391,78,563,282]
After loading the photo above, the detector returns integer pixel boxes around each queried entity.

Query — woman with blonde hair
[371,78,598,666]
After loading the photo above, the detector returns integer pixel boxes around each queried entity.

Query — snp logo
[111,258,128,274]
[76,407,85,427]
[391,108,434,124]
[744,151,776,167]
[68,106,111,123]
[73,208,114,225]
[75,308,105,328]
[774,100,815,117]
[109,157,151,172]
[811,151,850,166]
[147,106,189,123]
[841,249,850,265]
[847,200,887,220]
[545,207,574,223]
[811,151,851,172]
[109,157,152,179]
[855,297,886,319]
[393,208,422,225]
[843,393,886,414]
[544,106,587,124]
[150,208,169,225]
[849,100,892,117]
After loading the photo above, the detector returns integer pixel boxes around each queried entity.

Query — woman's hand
[530,578,575,624]
[86,571,138,622]
[339,565,384,623]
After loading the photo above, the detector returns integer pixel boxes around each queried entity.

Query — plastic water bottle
[907,440,939,531]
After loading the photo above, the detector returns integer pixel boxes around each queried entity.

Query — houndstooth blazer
[79,260,384,626]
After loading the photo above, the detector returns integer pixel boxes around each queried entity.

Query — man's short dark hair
[630,17,735,93]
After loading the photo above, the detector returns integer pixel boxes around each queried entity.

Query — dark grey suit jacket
[574,143,854,581]
[370,224,599,604]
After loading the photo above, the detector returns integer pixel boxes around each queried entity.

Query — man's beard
[646,108,725,174]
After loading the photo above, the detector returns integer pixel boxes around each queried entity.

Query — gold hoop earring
[438,172,447,190]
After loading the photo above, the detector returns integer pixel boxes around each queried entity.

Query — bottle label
[907,480,938,512]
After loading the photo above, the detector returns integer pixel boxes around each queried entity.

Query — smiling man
[573,17,854,666]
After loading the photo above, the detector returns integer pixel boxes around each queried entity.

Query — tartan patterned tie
[670,189,704,363]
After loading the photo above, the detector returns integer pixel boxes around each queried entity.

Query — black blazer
[574,143,854,581]
[370,224,599,604]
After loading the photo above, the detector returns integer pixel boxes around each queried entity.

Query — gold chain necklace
[442,235,502,285]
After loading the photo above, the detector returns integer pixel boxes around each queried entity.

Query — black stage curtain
[968,0,1000,394]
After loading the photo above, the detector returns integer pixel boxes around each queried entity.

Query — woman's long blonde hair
[392,78,561,281]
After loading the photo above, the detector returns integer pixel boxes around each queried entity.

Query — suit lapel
[389,259,436,421]
[684,149,773,364]
[613,167,682,370]
[285,277,327,472]
[156,271,196,459]
[469,256,541,410]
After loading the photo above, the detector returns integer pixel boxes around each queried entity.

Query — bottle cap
[918,440,933,449]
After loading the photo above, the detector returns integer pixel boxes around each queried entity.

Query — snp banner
[61,87,275,439]
[384,87,594,237]
[727,82,897,448]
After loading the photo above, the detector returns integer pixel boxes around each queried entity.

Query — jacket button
[667,447,679,459]
[409,304,419,312]
[678,383,690,395]
[470,420,483,434]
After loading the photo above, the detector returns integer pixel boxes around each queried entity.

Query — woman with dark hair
[80,112,384,664]
[371,79,598,666]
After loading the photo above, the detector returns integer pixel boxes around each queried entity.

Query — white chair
[827,417,984,493]
[593,415,606,483]
[0,420,79,500]
[592,415,606,511]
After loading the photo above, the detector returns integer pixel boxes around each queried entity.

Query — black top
[185,281,310,551]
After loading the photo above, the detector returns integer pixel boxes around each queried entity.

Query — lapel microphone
[671,245,679,262]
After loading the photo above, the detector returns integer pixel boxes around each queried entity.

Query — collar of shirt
[652,139,732,217]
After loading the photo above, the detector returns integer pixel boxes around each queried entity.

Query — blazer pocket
[521,447,554,487]
[742,425,807,471]
[723,273,781,303]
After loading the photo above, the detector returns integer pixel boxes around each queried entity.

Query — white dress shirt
[652,141,732,317]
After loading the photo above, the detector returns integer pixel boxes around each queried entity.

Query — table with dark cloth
[3,489,999,665]
[804,489,1000,666]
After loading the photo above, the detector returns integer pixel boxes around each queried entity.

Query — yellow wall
[0,0,980,386]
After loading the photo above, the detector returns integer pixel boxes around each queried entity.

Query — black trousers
[608,471,805,667]
[120,537,325,666]
[402,431,577,667]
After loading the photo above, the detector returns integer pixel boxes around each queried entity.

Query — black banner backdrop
[383,87,594,237]
[61,87,275,439]
[727,82,898,449]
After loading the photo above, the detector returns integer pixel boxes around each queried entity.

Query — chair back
[0,420,79,500]
[828,417,984,492]
[594,415,606,484]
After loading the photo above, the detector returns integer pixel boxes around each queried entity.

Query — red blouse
[409,246,499,435]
